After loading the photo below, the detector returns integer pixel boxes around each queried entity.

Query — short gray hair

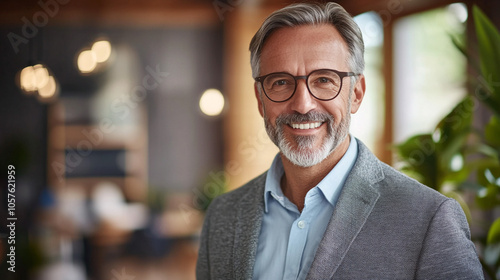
[249,2,365,79]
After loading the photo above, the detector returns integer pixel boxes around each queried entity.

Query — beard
[264,109,351,168]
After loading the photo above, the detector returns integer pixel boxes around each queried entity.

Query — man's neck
[280,136,351,212]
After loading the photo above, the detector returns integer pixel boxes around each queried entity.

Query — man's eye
[274,79,288,86]
[318,77,331,83]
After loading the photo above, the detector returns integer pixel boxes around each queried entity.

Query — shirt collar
[264,135,358,212]
[316,134,358,206]
[264,153,286,213]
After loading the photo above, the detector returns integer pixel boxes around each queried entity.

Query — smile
[290,122,322,130]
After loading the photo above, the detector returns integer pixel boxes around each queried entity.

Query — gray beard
[264,110,351,167]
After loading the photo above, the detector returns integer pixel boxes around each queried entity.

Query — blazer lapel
[232,173,266,279]
[307,141,384,280]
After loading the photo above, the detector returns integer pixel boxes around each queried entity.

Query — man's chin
[279,145,332,168]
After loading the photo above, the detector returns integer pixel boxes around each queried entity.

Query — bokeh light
[19,65,37,92]
[18,64,59,100]
[77,49,97,74]
[38,75,57,98]
[77,39,112,74]
[92,40,112,63]
[19,64,51,92]
[199,88,225,116]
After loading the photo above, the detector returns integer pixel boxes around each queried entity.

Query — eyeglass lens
[262,69,342,102]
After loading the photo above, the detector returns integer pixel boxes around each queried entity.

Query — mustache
[275,111,334,126]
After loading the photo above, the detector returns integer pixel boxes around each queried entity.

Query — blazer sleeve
[415,198,484,279]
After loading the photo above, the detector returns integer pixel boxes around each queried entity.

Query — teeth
[291,122,322,130]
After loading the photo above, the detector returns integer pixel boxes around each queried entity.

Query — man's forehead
[259,24,350,72]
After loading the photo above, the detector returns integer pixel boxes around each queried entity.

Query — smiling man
[196,2,483,279]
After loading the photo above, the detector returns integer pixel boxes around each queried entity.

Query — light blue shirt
[252,135,358,280]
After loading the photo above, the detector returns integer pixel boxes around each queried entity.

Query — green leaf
[485,115,500,147]
[473,5,500,114]
[435,96,473,173]
[478,166,497,186]
[451,34,483,77]
[450,33,468,59]
[475,183,500,210]
[466,158,500,178]
[394,134,438,188]
[443,167,470,184]
[488,218,500,244]
[436,96,474,138]
[473,5,500,84]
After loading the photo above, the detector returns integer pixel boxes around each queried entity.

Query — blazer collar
[306,140,384,280]
[232,172,266,280]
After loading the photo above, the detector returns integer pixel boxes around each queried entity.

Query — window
[393,3,468,143]
[352,12,385,155]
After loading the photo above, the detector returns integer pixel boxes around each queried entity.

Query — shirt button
[297,220,306,229]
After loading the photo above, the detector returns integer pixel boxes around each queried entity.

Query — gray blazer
[197,141,484,279]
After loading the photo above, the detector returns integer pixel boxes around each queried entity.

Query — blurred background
[1,0,499,279]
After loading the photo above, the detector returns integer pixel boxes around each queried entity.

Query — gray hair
[249,2,365,79]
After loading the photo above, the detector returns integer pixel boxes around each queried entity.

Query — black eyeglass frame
[254,68,359,103]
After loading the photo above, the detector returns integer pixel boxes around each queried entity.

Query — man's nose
[289,79,317,114]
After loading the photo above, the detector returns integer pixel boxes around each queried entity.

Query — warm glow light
[38,75,57,98]
[33,64,49,88]
[76,38,112,74]
[77,49,97,73]
[20,66,37,92]
[92,40,112,63]
[17,63,59,101]
[200,88,225,116]
[19,64,51,93]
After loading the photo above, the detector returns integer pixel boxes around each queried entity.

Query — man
[197,2,483,279]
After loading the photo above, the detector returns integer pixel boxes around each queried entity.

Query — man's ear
[350,74,366,114]
[255,83,264,117]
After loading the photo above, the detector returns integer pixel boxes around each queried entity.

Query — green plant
[467,6,500,279]
[395,5,500,279]
[395,96,474,219]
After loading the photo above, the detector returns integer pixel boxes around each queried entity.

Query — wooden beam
[336,0,465,17]
[0,0,220,26]
[222,7,279,190]
[380,20,394,165]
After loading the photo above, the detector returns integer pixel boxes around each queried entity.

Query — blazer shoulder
[355,140,447,206]
[377,161,450,208]
[381,161,443,191]
[207,171,267,214]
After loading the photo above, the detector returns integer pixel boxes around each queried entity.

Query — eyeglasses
[255,69,358,103]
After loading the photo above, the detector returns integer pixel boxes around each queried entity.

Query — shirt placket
[283,188,321,280]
